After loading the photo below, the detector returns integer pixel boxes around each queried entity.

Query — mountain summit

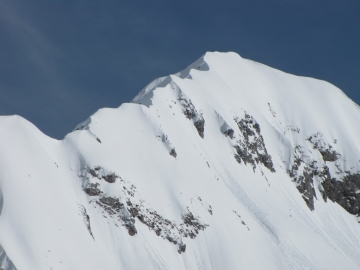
[1,52,360,269]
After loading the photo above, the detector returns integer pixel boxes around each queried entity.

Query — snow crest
[1,52,360,269]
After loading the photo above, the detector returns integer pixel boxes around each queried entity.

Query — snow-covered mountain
[1,51,360,270]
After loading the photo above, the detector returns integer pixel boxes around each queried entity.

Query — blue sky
[0,1,359,139]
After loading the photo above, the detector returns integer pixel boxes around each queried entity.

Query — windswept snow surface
[1,52,360,269]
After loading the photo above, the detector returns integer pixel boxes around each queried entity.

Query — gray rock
[322,171,360,215]
[170,148,177,158]
[126,223,137,236]
[178,243,186,254]
[99,196,123,213]
[179,97,205,138]
[194,119,205,138]
[233,114,275,173]
[223,128,234,139]
[320,149,340,162]
[84,183,101,196]
[102,173,117,183]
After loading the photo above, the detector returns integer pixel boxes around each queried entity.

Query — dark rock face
[307,133,340,162]
[80,165,208,251]
[81,167,139,237]
[208,206,213,215]
[84,183,102,196]
[233,114,275,173]
[98,196,123,213]
[128,206,139,217]
[320,150,340,162]
[178,243,186,254]
[179,97,197,120]
[89,168,98,178]
[223,128,234,139]
[322,172,360,215]
[295,167,317,210]
[102,173,117,183]
[194,119,205,138]
[170,148,177,158]
[234,154,241,164]
[126,223,137,236]
[181,212,208,233]
[97,193,138,236]
[88,166,119,183]
[79,204,94,239]
[287,145,317,210]
[179,96,205,138]
[287,140,360,216]
[126,200,208,250]
[166,235,177,245]
[234,145,253,166]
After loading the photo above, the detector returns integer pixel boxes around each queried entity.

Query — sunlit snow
[1,52,360,269]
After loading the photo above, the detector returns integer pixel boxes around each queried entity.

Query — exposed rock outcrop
[233,113,275,173]
[322,171,360,216]
[80,165,208,251]
[79,204,94,239]
[179,96,205,138]
[307,133,340,162]
[287,145,317,210]
[170,148,177,158]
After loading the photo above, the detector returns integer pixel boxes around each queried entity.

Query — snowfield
[1,51,360,269]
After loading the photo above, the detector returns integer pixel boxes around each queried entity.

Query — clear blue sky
[1,0,359,139]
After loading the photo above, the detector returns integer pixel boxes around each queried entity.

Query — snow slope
[1,52,360,269]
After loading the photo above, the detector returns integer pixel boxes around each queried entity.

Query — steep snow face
[1,52,360,269]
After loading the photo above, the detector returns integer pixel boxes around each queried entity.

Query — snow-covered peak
[1,52,360,269]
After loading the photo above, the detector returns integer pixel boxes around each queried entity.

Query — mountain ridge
[1,51,360,269]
